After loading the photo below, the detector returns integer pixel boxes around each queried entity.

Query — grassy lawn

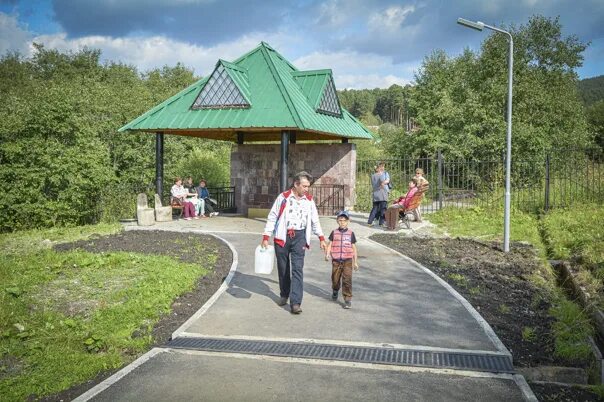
[0,225,213,400]
[427,206,544,254]
[542,203,604,310]
[541,203,604,267]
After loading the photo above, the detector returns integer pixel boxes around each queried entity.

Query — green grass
[541,203,604,268]
[0,225,213,400]
[549,299,594,360]
[427,206,544,254]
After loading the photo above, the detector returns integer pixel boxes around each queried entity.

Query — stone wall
[230,143,356,215]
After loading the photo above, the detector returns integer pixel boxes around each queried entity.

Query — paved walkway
[74,214,536,401]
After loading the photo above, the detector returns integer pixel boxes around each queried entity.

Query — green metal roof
[119,42,372,142]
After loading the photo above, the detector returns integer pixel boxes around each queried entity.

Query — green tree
[586,100,604,149]
[401,15,592,162]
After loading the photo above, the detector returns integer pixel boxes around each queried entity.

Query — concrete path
[74,214,536,401]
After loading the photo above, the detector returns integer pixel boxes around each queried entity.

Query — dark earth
[371,234,603,402]
[40,230,601,401]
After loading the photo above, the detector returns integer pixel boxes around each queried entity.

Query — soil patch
[42,230,232,402]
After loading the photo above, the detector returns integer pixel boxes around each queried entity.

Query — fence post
[437,150,443,210]
[544,153,550,211]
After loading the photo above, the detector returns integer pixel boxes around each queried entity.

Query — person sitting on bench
[171,177,197,220]
[384,178,419,230]
[197,179,219,217]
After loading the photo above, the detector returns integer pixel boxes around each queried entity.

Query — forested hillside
[578,75,604,105]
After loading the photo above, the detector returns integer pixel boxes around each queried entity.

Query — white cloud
[294,50,418,88]
[26,31,291,76]
[337,73,410,90]
[0,13,32,55]
[368,5,415,32]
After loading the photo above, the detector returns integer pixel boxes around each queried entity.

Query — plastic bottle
[254,245,275,274]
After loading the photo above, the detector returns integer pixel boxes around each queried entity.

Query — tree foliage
[578,75,604,106]
[387,15,594,161]
[0,45,233,232]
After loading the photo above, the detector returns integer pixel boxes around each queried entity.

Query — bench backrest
[405,192,424,212]
[137,193,149,209]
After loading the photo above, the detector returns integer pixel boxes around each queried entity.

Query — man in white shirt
[261,172,326,314]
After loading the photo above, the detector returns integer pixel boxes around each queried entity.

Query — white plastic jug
[254,245,275,275]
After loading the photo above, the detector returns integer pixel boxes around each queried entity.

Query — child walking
[325,210,359,309]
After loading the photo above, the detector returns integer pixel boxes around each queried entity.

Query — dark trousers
[368,201,387,225]
[203,200,215,215]
[332,259,353,300]
[274,229,306,305]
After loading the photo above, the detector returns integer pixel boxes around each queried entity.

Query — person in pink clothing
[384,178,419,230]
[170,177,197,220]
[394,178,419,209]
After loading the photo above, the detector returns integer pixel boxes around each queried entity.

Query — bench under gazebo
[119,42,373,216]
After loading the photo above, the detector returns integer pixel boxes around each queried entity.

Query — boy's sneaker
[344,301,352,309]
[331,290,338,300]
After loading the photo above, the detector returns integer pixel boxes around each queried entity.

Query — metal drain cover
[166,337,514,373]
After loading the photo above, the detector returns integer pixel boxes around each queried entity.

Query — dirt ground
[45,230,233,402]
[371,234,602,402]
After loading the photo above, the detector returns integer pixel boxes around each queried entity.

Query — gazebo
[119,42,372,215]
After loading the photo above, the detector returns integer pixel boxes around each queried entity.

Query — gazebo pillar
[155,132,164,198]
[280,130,289,192]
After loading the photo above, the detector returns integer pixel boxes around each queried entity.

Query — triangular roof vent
[317,75,342,117]
[191,62,250,109]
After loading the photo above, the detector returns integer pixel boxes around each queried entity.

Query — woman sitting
[384,179,418,229]
[393,178,419,209]
[171,177,197,220]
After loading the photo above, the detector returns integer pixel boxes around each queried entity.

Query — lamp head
[457,18,484,31]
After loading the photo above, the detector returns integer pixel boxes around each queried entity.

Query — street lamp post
[457,17,513,253]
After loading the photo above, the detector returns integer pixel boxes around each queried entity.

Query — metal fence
[309,184,346,216]
[356,149,604,213]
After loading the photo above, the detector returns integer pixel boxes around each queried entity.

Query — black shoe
[332,290,338,300]
[277,297,288,306]
[291,304,302,314]
[344,301,352,309]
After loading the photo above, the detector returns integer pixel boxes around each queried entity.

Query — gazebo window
[192,64,249,109]
[317,76,342,117]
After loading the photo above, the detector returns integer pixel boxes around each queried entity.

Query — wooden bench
[399,192,425,229]
[170,197,184,218]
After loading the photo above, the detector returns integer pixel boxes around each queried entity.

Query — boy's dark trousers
[331,259,353,301]
[275,229,306,306]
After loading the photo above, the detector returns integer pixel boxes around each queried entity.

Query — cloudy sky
[1,0,603,89]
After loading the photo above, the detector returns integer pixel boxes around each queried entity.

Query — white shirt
[286,195,310,230]
[171,184,187,198]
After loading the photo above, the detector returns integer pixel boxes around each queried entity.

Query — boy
[325,210,359,309]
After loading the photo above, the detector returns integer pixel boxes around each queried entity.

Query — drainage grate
[166,337,514,373]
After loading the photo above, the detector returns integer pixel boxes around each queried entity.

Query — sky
[1,0,603,89]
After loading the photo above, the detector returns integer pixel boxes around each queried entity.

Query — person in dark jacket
[196,179,219,217]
